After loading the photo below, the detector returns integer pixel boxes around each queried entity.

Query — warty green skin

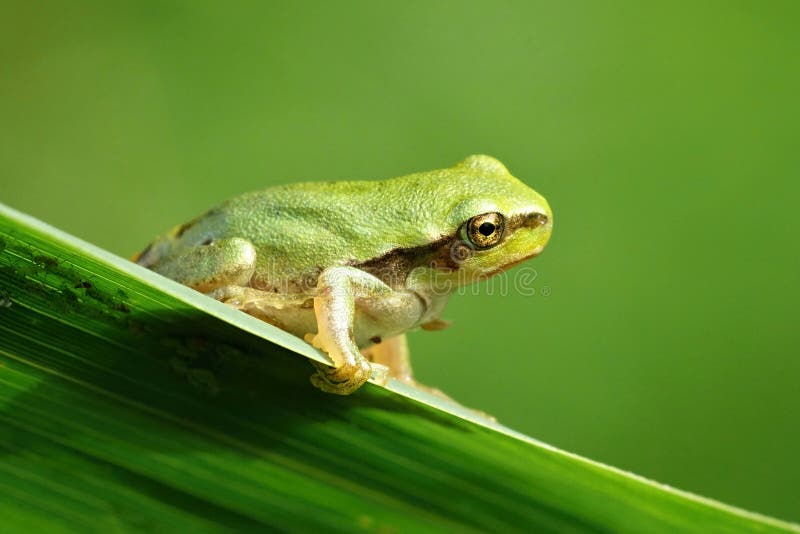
[136,155,553,395]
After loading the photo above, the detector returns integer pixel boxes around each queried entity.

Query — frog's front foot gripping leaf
[305,267,391,395]
[305,332,389,394]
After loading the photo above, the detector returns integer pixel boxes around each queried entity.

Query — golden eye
[466,212,505,249]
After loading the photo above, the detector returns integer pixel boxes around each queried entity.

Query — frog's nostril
[528,212,549,228]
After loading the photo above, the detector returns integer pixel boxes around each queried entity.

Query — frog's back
[135,176,441,284]
[134,155,536,288]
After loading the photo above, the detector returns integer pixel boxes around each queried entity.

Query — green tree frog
[134,155,553,396]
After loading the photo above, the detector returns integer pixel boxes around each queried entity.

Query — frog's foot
[362,334,495,420]
[410,381,497,422]
[208,285,297,310]
[207,285,251,308]
[408,380,496,422]
[305,332,388,395]
[406,381,454,402]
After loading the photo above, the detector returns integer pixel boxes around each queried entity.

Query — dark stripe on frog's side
[353,234,459,289]
[133,210,218,267]
[353,210,548,289]
[175,210,215,239]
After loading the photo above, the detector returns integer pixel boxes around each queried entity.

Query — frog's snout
[527,208,553,250]
[525,210,552,237]
[527,211,549,229]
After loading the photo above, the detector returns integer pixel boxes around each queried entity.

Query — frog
[134,155,553,397]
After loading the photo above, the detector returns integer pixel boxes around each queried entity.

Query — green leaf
[0,203,796,533]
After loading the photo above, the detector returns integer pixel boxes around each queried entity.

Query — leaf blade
[0,203,796,533]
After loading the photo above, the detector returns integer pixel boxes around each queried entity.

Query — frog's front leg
[305,267,391,395]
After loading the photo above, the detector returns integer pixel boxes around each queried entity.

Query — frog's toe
[309,358,374,395]
[368,362,390,385]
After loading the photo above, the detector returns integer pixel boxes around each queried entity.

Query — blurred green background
[2,0,798,523]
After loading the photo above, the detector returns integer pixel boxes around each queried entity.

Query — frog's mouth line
[485,245,546,276]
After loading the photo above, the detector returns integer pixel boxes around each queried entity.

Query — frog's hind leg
[361,335,414,383]
[145,237,257,293]
[365,336,497,421]
[362,334,455,402]
[208,284,310,335]
[140,236,300,322]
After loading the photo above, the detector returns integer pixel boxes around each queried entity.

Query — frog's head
[435,155,553,285]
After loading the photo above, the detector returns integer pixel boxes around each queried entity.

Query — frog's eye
[466,212,505,249]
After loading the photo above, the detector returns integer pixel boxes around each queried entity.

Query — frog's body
[135,155,552,395]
